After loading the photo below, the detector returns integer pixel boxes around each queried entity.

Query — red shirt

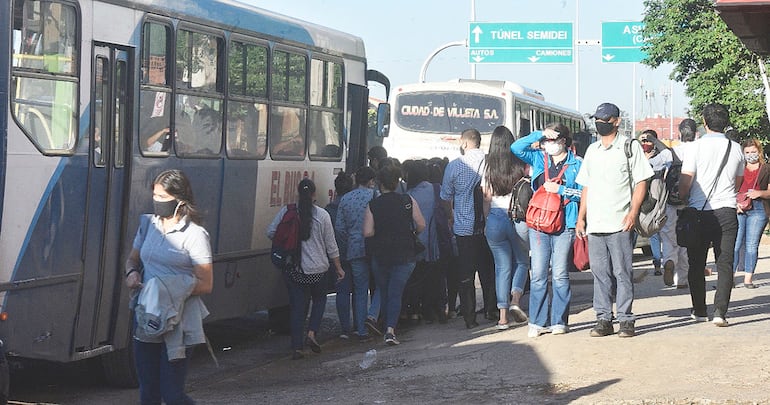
[740,166,760,193]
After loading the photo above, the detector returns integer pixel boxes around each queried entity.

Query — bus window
[176,95,222,157]
[11,0,78,153]
[270,49,307,160]
[271,50,307,103]
[309,59,343,160]
[394,91,504,134]
[270,106,306,159]
[139,21,172,156]
[175,29,224,157]
[227,40,268,158]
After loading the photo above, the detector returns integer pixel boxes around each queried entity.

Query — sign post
[468,22,574,64]
[600,21,648,63]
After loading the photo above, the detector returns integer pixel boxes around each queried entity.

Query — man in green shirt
[576,103,654,338]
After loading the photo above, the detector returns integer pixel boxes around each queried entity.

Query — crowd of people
[265,101,763,358]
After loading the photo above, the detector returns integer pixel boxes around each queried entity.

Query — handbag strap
[700,139,732,210]
[543,152,568,183]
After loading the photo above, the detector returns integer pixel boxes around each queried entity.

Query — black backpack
[508,176,533,221]
[665,149,684,205]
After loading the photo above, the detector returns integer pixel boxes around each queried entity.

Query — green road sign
[601,21,648,63]
[468,22,573,64]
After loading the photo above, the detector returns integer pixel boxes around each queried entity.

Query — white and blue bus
[0,0,387,390]
[381,79,589,161]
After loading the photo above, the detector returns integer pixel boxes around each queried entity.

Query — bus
[380,79,589,161]
[0,0,387,391]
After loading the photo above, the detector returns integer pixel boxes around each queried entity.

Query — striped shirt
[440,148,485,236]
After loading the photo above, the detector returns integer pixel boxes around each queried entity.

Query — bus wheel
[100,344,139,388]
[268,305,291,335]
[0,341,8,405]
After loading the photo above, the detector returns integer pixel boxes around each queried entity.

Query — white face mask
[543,142,565,156]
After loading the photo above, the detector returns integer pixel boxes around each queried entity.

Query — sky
[244,0,690,122]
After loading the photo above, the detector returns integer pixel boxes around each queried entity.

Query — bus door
[73,44,132,351]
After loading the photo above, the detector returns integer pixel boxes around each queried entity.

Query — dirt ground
[9,241,770,404]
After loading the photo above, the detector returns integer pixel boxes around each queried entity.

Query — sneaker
[508,304,529,324]
[690,311,708,322]
[358,334,373,343]
[384,332,400,346]
[550,325,569,335]
[590,319,614,337]
[663,260,675,286]
[339,333,350,340]
[495,322,510,331]
[291,350,304,360]
[618,321,635,338]
[365,318,383,336]
[712,316,729,327]
[527,325,548,338]
[676,284,689,289]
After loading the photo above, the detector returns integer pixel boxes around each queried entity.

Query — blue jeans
[283,272,328,350]
[650,232,662,267]
[588,231,635,322]
[134,340,194,405]
[350,258,381,336]
[485,210,530,309]
[335,261,353,334]
[734,200,768,274]
[371,258,415,330]
[529,228,574,328]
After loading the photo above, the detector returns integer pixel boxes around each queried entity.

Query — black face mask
[595,121,616,136]
[154,199,179,218]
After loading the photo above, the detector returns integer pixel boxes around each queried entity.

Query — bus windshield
[394,91,505,134]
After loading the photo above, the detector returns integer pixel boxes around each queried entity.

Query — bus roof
[108,0,366,58]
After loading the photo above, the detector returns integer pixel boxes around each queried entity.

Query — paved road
[9,246,770,404]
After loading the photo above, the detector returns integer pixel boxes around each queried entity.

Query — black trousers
[455,234,496,324]
[686,207,738,318]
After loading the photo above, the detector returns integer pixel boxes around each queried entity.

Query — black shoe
[306,336,321,353]
[654,270,662,276]
[465,320,479,329]
[663,260,675,286]
[291,350,304,360]
[590,319,614,337]
[358,334,373,343]
[618,321,635,338]
[437,311,448,324]
[365,318,383,336]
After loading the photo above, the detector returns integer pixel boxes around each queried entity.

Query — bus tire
[100,344,139,388]
[268,305,291,335]
[0,341,8,405]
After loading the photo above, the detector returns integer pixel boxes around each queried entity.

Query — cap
[590,103,620,121]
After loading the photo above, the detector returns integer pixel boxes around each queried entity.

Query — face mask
[642,143,654,153]
[543,142,565,156]
[154,199,179,218]
[746,152,760,164]
[595,121,615,136]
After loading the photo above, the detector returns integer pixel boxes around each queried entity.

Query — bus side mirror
[376,103,390,138]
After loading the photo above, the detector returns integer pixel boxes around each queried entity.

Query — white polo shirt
[682,133,744,210]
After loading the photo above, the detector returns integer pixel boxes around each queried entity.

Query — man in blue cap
[575,103,654,338]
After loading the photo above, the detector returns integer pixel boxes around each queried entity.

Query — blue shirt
[134,214,212,280]
[335,186,378,260]
[440,148,485,236]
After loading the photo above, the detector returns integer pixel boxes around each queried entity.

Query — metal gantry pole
[471,0,476,79]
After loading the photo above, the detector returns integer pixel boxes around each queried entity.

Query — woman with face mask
[733,138,770,288]
[124,169,213,404]
[511,123,583,337]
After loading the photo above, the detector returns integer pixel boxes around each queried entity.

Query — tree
[643,0,770,139]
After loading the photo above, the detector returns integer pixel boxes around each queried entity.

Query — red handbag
[526,154,568,234]
[573,235,590,271]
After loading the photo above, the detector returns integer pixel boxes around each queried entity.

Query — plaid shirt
[440,148,485,236]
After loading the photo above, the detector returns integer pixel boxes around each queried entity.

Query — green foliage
[642,0,770,139]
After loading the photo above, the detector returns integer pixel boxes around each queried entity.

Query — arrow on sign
[472,55,484,63]
[528,56,540,63]
[602,54,615,62]
[472,26,483,43]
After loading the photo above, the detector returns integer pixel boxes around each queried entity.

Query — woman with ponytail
[267,178,345,359]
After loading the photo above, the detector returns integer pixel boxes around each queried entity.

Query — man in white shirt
[678,104,745,327]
